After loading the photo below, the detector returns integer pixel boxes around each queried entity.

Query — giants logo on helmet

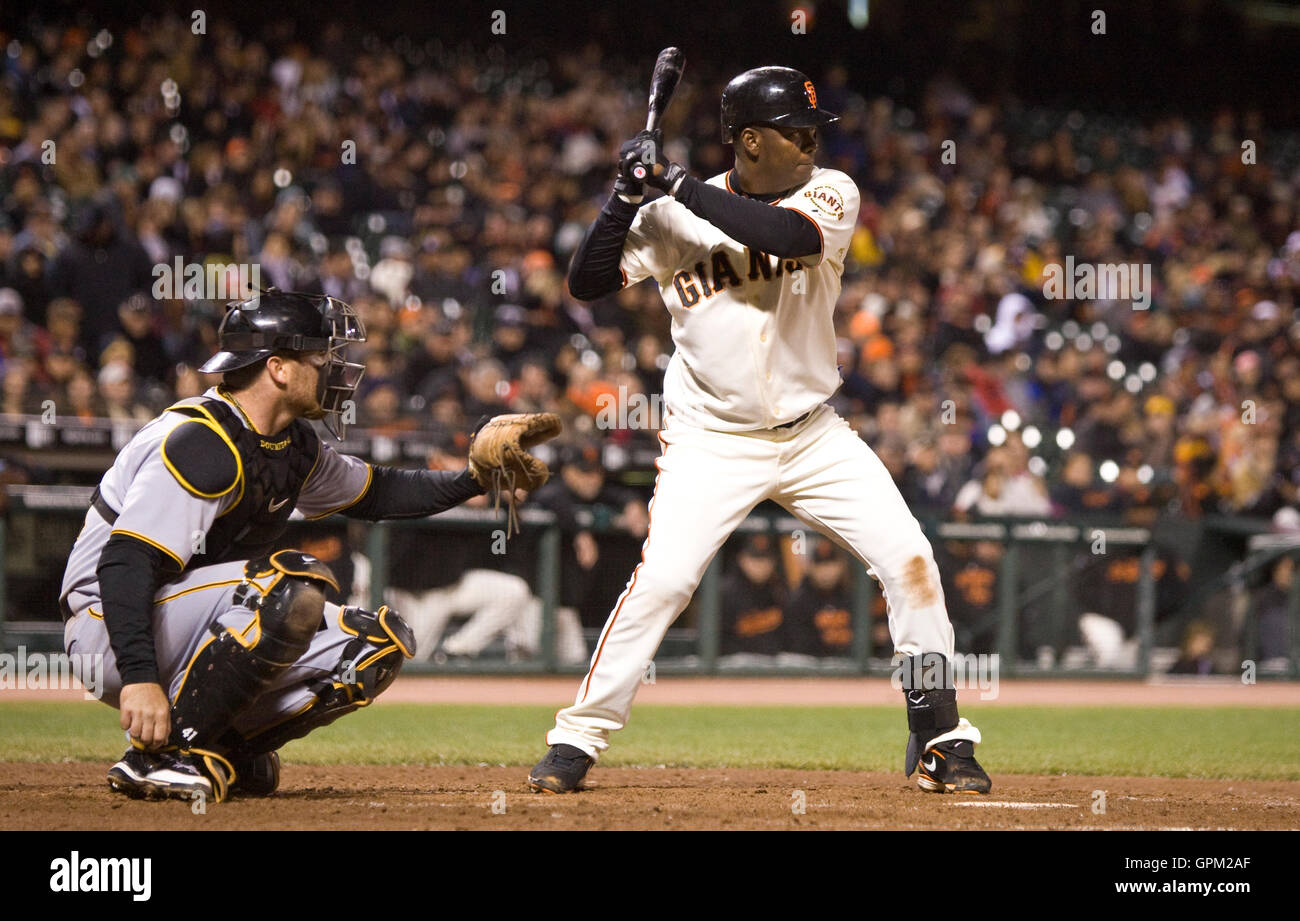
[804,81,818,108]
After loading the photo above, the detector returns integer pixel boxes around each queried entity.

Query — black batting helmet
[199,289,367,439]
[720,66,839,143]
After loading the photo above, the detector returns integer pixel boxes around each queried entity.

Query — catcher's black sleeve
[673,176,822,258]
[567,193,641,301]
[343,466,484,521]
[96,533,175,686]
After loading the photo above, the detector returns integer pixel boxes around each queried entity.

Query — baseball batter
[529,66,991,795]
[59,289,556,802]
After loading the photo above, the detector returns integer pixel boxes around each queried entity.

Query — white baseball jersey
[620,166,860,431]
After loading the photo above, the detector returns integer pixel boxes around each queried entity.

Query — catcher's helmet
[721,66,839,143]
[199,289,367,440]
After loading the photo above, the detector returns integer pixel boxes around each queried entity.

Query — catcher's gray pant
[64,560,355,737]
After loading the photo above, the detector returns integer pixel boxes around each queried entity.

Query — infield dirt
[2,762,1296,830]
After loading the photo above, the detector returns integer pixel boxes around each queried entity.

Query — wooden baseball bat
[645,46,686,132]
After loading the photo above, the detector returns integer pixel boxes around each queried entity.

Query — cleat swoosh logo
[922,757,937,772]
[268,497,290,512]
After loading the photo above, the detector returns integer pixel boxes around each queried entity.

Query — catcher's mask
[199,289,367,440]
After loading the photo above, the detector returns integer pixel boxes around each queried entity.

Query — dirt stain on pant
[903,555,939,608]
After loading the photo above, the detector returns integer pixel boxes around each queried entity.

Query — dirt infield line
[2,763,1295,830]
[4,675,1297,706]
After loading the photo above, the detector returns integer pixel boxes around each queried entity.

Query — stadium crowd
[0,14,1297,668]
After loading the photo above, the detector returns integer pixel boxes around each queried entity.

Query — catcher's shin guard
[169,550,337,799]
[231,604,415,757]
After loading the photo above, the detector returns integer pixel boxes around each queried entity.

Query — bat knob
[632,165,647,180]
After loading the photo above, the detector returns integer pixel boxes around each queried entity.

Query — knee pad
[233,550,338,663]
[231,604,415,757]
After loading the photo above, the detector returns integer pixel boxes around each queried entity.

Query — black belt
[773,408,815,430]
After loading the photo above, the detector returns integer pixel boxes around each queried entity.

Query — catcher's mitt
[468,412,563,534]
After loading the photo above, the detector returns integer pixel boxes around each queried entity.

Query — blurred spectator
[953,445,1052,517]
[1166,621,1219,675]
[98,361,151,423]
[784,540,855,658]
[1251,555,1294,667]
[107,294,169,385]
[941,539,1002,655]
[47,199,153,360]
[718,534,788,660]
[531,440,648,627]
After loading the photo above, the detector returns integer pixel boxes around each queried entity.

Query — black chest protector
[167,398,322,568]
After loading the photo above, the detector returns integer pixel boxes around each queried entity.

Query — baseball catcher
[529,66,991,796]
[59,289,559,802]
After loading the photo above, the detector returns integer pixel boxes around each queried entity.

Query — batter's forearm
[567,194,640,301]
[344,466,484,521]
[673,176,821,258]
[96,534,171,686]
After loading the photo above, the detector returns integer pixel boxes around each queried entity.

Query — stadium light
[1001,409,1021,431]
[988,424,1007,446]
[1022,425,1042,448]
[1057,428,1076,449]
[1099,460,1119,482]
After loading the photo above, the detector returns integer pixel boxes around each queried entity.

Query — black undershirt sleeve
[343,466,484,521]
[97,534,176,687]
[673,175,822,259]
[567,193,641,301]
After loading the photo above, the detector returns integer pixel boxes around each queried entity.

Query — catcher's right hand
[468,412,563,534]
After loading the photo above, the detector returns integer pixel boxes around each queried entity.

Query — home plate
[948,801,1078,808]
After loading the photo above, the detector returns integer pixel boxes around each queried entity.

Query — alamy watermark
[1043,256,1152,310]
[49,851,151,901]
[0,646,104,699]
[889,651,1000,700]
[595,385,666,431]
[151,258,261,301]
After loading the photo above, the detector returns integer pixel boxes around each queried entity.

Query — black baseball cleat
[528,744,594,794]
[229,751,280,797]
[915,738,992,794]
[106,747,215,801]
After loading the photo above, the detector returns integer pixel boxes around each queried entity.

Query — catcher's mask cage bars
[315,297,366,440]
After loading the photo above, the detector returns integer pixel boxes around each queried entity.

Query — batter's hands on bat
[119,681,171,749]
[618,130,686,194]
[614,133,649,199]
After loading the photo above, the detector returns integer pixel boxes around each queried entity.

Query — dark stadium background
[1,0,1297,676]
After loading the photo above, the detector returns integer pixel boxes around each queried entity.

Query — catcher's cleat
[229,751,280,797]
[915,737,992,795]
[528,744,594,794]
[106,747,214,801]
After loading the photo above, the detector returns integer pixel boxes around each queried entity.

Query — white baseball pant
[547,405,957,758]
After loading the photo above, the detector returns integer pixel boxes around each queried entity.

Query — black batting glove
[617,129,686,195]
[615,133,651,199]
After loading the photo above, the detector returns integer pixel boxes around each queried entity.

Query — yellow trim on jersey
[88,606,102,620]
[304,462,373,520]
[160,419,241,499]
[110,529,185,570]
